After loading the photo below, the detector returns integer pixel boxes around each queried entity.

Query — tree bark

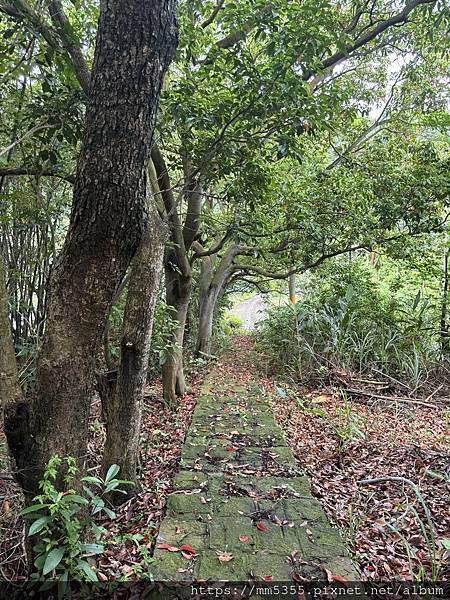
[441,246,449,355]
[195,242,241,356]
[4,0,178,496]
[288,273,297,304]
[0,254,24,435]
[102,199,167,489]
[161,268,192,407]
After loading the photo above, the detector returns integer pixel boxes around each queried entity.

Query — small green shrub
[255,258,441,387]
[333,395,367,455]
[222,312,243,334]
[22,456,130,590]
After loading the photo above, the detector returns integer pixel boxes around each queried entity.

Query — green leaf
[43,548,65,575]
[28,516,51,536]
[104,481,120,494]
[63,494,89,505]
[102,506,116,519]
[81,476,103,487]
[81,543,104,555]
[21,503,50,515]
[105,464,120,483]
[78,559,98,581]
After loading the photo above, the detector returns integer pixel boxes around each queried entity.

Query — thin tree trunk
[195,242,241,356]
[196,254,215,356]
[4,0,178,496]
[161,269,191,407]
[441,246,449,355]
[288,273,297,304]
[0,254,23,420]
[197,290,217,356]
[102,200,167,488]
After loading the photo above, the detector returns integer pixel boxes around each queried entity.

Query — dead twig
[370,367,411,391]
[344,388,441,409]
[424,383,444,404]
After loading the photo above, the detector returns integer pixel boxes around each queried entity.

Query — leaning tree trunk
[4,0,177,496]
[195,242,241,356]
[161,268,192,407]
[102,201,167,488]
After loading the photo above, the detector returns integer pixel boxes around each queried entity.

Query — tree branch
[308,0,436,79]
[44,0,91,95]
[0,123,53,157]
[150,146,190,277]
[182,181,203,251]
[191,229,233,260]
[0,166,75,183]
[0,0,61,49]
[201,0,225,29]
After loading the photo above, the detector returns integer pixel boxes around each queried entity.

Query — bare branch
[309,0,436,78]
[44,0,91,95]
[0,166,75,183]
[0,123,53,157]
[201,0,225,29]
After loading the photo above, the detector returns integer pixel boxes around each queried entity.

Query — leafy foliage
[256,253,446,387]
[22,456,130,589]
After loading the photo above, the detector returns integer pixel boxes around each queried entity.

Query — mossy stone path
[152,369,358,582]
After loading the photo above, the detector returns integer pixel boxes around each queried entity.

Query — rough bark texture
[4,0,178,496]
[102,200,167,488]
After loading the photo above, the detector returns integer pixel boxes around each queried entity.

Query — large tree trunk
[102,200,167,488]
[4,0,178,496]
[161,268,192,407]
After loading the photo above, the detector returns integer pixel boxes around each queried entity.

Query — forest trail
[231,295,267,330]
[151,337,357,582]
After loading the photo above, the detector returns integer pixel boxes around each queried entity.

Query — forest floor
[0,335,449,584]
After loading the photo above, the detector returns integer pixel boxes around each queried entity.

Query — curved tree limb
[311,0,436,78]
[44,0,91,95]
[201,0,225,29]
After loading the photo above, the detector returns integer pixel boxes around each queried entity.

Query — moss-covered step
[151,364,359,582]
